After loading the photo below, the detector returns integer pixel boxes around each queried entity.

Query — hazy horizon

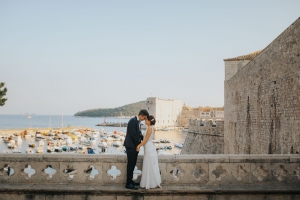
[1,1,299,115]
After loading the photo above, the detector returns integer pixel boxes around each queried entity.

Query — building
[146,97,183,129]
[178,106,224,127]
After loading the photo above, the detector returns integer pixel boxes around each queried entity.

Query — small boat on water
[164,145,172,150]
[159,139,172,143]
[98,141,108,148]
[15,136,22,143]
[36,147,44,153]
[47,146,54,153]
[87,148,96,154]
[7,140,16,149]
[174,143,183,148]
[25,135,32,140]
[35,136,45,141]
[26,148,34,153]
[162,127,169,131]
[3,136,13,143]
[157,150,167,155]
[54,147,62,153]
[112,142,122,147]
[39,140,45,147]
[28,143,36,148]
[12,149,21,153]
[152,140,160,143]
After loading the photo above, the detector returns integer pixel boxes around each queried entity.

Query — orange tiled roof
[223,50,263,61]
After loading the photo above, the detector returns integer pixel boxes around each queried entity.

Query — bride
[136,115,162,189]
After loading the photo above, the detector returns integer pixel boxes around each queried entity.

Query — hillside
[74,101,146,117]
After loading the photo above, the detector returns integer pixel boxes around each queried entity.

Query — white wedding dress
[140,126,162,189]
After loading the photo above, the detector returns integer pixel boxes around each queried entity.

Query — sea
[0,115,187,154]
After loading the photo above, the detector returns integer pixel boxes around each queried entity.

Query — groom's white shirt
[136,116,141,131]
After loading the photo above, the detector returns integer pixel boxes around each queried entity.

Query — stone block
[166,162,208,184]
[158,163,167,184]
[0,153,43,162]
[289,155,300,163]
[117,195,143,200]
[102,163,126,184]
[59,161,95,184]
[249,163,275,183]
[88,195,116,200]
[172,196,209,200]
[158,155,175,163]
[271,163,300,183]
[45,195,86,200]
[208,163,249,185]
[17,161,46,184]
[0,161,20,183]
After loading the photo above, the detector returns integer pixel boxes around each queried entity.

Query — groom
[124,109,149,190]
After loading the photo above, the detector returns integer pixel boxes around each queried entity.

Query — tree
[0,82,8,106]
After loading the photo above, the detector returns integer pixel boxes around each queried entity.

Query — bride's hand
[136,146,140,152]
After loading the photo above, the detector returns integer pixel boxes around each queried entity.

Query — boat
[174,143,183,148]
[159,139,172,143]
[98,141,108,148]
[162,127,169,131]
[65,136,73,145]
[54,147,62,153]
[25,135,32,140]
[3,136,13,143]
[28,143,36,148]
[35,136,45,141]
[12,149,21,153]
[152,140,160,143]
[15,136,22,143]
[157,150,167,155]
[164,145,172,150]
[36,147,44,153]
[112,142,122,147]
[38,140,45,147]
[47,146,54,153]
[87,148,95,154]
[26,148,34,153]
[7,140,16,149]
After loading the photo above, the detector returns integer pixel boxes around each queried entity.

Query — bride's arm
[136,127,152,152]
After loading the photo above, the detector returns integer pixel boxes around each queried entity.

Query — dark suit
[124,116,141,185]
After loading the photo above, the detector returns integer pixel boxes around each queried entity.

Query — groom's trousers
[125,147,139,185]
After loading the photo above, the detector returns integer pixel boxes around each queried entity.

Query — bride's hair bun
[148,115,156,125]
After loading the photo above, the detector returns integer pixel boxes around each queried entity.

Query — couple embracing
[123,109,161,190]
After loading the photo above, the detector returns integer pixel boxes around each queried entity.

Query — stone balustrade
[0,154,299,199]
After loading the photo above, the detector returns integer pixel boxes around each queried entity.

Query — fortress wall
[224,17,300,154]
[181,119,224,154]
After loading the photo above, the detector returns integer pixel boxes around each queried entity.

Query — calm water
[0,115,187,154]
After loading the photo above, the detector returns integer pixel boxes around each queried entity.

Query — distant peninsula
[74,101,146,117]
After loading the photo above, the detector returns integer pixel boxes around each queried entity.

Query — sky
[0,1,299,115]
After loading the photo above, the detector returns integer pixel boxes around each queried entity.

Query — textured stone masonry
[224,17,300,154]
[0,154,300,199]
[181,119,224,154]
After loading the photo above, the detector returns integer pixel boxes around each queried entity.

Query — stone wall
[225,60,251,81]
[0,154,299,199]
[224,17,300,154]
[181,119,224,154]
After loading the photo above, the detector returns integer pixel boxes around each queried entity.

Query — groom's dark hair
[139,109,149,118]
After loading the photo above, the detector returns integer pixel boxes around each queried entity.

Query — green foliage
[0,82,8,106]
[74,101,146,117]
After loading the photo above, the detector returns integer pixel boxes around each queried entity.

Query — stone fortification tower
[224,50,262,81]
[146,97,183,129]
[224,17,300,154]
